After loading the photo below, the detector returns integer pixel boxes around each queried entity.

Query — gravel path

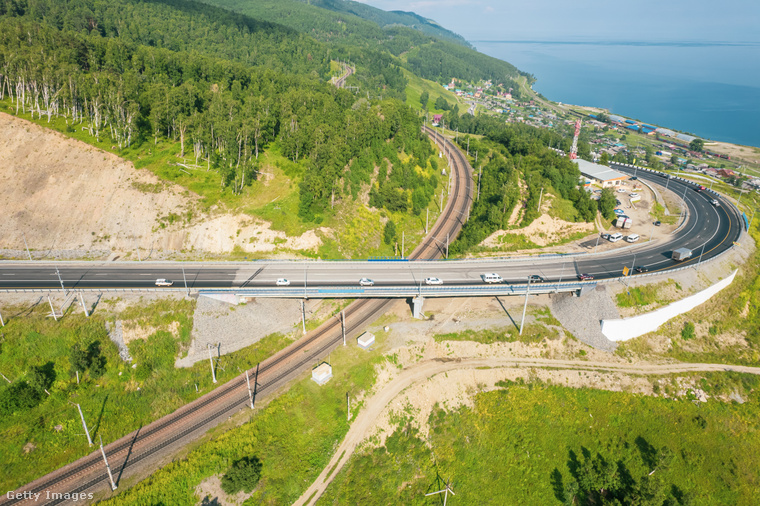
[106,320,132,362]
[551,286,620,351]
[294,356,760,506]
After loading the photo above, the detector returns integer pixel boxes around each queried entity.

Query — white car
[616,188,627,193]
[154,278,173,287]
[359,278,374,286]
[424,277,443,285]
[482,273,503,283]
[629,193,639,197]
[711,199,720,206]
[276,278,290,286]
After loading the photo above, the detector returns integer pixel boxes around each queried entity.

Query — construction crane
[569,119,581,160]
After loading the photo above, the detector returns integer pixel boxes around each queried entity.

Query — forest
[0,0,437,219]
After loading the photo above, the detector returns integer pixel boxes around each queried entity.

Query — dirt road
[294,357,760,505]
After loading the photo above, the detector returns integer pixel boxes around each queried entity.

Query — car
[616,188,627,193]
[578,274,594,281]
[629,192,639,197]
[276,278,290,286]
[635,266,649,273]
[616,199,622,205]
[601,233,610,240]
[630,176,638,180]
[711,199,720,206]
[614,209,625,215]
[528,275,544,282]
[359,278,374,286]
[424,277,443,285]
[155,278,173,286]
[654,220,661,226]
[482,273,503,284]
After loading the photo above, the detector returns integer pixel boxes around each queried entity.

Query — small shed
[357,332,375,350]
[311,362,333,386]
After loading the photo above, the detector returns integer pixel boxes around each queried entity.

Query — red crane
[569,119,581,160]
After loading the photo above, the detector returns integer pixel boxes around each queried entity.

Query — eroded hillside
[0,113,323,259]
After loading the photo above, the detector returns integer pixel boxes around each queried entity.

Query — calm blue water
[474,40,760,148]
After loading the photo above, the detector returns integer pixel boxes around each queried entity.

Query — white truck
[672,248,692,261]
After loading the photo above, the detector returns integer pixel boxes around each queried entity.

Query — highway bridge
[0,163,744,298]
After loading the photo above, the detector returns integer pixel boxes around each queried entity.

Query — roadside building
[574,159,629,188]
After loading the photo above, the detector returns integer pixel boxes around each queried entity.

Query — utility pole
[48,296,58,321]
[594,233,601,254]
[466,137,470,156]
[301,300,307,334]
[341,310,346,346]
[477,166,482,201]
[519,277,531,336]
[697,242,707,271]
[182,267,189,296]
[79,293,90,317]
[22,232,32,260]
[207,344,217,384]
[73,403,93,446]
[440,191,444,211]
[244,369,254,409]
[446,233,449,259]
[99,435,118,490]
[537,187,544,212]
[475,150,478,164]
[0,308,4,327]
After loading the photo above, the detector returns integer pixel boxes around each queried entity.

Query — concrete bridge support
[412,295,425,320]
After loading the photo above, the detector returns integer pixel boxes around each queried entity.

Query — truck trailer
[672,248,693,261]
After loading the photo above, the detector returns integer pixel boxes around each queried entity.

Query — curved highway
[0,162,742,290]
[0,136,745,505]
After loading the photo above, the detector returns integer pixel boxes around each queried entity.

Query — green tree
[221,456,263,495]
[383,220,396,245]
[27,362,56,394]
[434,96,450,111]
[598,152,609,166]
[670,154,679,165]
[0,381,42,416]
[419,91,429,109]
[598,188,617,220]
[689,138,704,152]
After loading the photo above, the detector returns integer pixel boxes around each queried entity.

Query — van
[625,234,640,243]
[482,273,503,284]
[608,233,623,242]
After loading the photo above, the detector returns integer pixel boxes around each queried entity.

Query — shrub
[681,322,696,340]
[221,456,262,495]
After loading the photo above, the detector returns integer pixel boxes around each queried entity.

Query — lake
[474,40,760,148]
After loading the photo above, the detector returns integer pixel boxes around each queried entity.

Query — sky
[355,0,760,43]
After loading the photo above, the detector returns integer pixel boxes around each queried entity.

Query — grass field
[99,328,387,505]
[0,299,293,492]
[321,377,760,504]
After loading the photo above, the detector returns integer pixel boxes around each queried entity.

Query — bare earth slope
[0,113,321,258]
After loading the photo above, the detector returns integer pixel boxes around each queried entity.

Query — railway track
[2,127,474,505]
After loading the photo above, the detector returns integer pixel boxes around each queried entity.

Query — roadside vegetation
[0,298,293,491]
[321,377,760,504]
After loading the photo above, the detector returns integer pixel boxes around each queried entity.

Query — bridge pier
[412,295,424,319]
[579,283,596,297]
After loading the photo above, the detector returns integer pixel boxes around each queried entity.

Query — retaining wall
[600,269,737,341]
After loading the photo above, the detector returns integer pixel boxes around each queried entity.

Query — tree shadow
[635,435,658,470]
[550,468,565,502]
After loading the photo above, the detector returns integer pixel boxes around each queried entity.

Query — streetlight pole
[207,344,217,383]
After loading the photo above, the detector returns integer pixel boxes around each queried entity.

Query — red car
[578,274,594,281]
